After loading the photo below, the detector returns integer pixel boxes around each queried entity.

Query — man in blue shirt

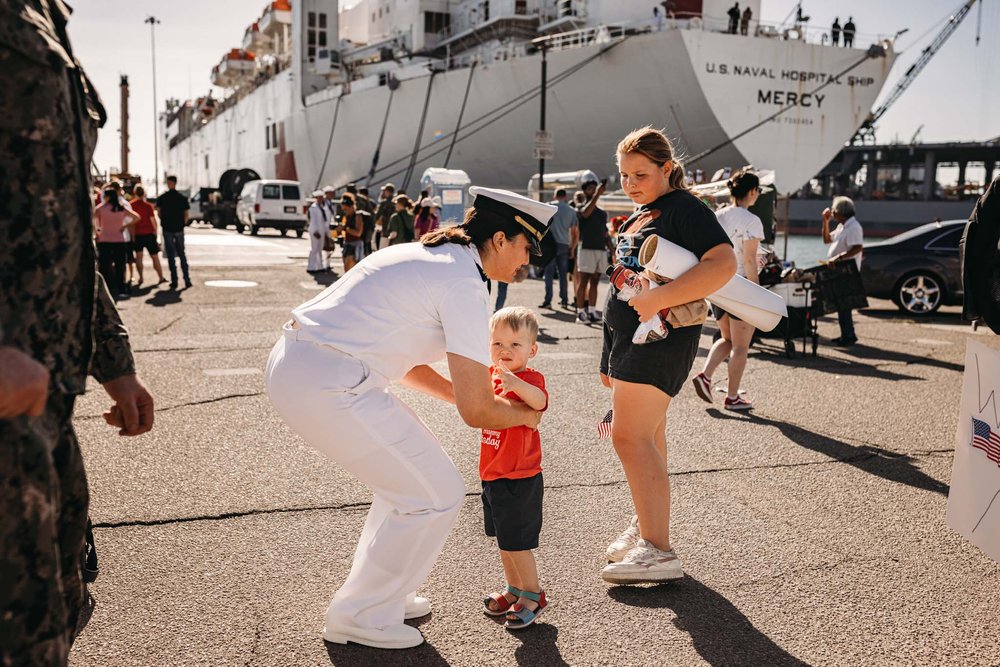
[540,189,578,309]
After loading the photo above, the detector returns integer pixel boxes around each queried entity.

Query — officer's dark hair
[422,207,527,251]
[555,188,568,199]
[727,169,760,200]
[346,183,357,193]
[166,175,178,184]
[341,194,355,207]
[359,187,369,196]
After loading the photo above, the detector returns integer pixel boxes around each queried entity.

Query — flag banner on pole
[947,340,1000,562]
[597,409,613,440]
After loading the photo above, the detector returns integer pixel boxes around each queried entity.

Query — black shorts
[600,321,701,397]
[710,304,742,323]
[481,473,543,551]
[133,234,160,254]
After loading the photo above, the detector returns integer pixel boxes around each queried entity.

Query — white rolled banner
[638,235,788,332]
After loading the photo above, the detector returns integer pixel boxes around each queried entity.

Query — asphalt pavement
[70,226,1000,666]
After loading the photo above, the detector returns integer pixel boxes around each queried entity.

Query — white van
[235,179,306,236]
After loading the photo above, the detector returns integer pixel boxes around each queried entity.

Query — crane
[852,0,981,144]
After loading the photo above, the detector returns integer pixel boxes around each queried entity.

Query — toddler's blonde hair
[489,306,539,343]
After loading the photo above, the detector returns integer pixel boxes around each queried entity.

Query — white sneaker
[322,621,424,649]
[404,596,431,619]
[576,310,589,323]
[601,539,684,584]
[606,515,639,563]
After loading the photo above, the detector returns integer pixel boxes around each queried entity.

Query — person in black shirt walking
[574,179,611,323]
[155,175,192,289]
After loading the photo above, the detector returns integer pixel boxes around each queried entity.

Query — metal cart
[757,281,819,358]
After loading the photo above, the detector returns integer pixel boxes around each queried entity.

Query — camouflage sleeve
[89,273,136,383]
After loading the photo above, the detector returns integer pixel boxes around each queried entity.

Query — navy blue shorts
[481,473,543,551]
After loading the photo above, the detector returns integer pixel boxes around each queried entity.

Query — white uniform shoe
[404,596,431,619]
[606,515,639,562]
[322,621,424,649]
[601,538,684,584]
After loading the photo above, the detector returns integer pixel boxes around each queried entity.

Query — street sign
[533,130,554,160]
[532,146,554,160]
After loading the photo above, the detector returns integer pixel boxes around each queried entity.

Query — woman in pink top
[94,187,138,299]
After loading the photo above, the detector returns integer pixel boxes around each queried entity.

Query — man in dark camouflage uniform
[0,2,156,664]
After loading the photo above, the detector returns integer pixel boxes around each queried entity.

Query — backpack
[961,175,1000,333]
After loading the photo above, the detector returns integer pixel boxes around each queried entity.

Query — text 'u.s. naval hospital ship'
[162,0,898,197]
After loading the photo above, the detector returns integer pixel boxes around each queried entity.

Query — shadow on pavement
[608,576,809,666]
[74,589,96,638]
[836,342,963,373]
[707,409,949,496]
[747,346,923,382]
[512,623,568,666]
[144,289,183,308]
[309,271,339,286]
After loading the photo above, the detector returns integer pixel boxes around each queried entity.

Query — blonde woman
[600,127,736,583]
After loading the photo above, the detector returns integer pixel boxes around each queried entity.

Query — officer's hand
[0,347,49,418]
[313,232,321,239]
[101,374,154,436]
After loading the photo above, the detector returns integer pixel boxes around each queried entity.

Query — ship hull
[166,29,894,195]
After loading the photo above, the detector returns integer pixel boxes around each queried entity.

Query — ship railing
[541,23,629,51]
[693,13,893,48]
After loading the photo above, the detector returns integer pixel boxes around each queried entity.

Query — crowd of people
[91,174,193,300]
[305,181,441,275]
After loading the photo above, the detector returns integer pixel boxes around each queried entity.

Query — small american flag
[597,409,613,440]
[972,417,1000,466]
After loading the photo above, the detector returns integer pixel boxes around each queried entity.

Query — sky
[68,0,1000,191]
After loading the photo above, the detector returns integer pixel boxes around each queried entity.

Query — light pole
[145,15,161,196]
[537,41,547,202]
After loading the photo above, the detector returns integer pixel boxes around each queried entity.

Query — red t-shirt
[479,367,547,482]
[130,199,156,235]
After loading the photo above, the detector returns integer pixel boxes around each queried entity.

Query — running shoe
[724,395,753,411]
[606,515,639,563]
[691,372,713,403]
[587,311,601,323]
[601,539,684,584]
[577,311,589,324]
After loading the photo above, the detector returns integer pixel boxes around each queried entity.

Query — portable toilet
[527,169,600,200]
[420,168,471,225]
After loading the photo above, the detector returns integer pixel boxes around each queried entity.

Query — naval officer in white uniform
[265,187,558,649]
[306,190,329,273]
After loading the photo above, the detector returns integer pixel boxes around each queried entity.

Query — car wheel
[896,272,943,315]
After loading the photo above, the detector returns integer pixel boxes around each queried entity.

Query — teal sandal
[483,585,523,616]
[504,590,547,630]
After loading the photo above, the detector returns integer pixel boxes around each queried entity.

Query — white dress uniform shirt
[292,241,492,380]
[828,215,864,270]
[307,201,329,271]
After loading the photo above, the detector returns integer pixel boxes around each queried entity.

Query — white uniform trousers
[265,324,466,629]
[306,231,326,271]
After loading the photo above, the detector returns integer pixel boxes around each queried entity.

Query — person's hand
[101,374,154,436]
[597,181,607,196]
[821,207,832,225]
[627,277,663,322]
[0,347,49,418]
[493,361,518,395]
[522,408,542,431]
[313,232,321,239]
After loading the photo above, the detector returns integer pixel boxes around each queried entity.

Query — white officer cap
[311,190,324,198]
[468,186,558,256]
[323,185,336,193]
